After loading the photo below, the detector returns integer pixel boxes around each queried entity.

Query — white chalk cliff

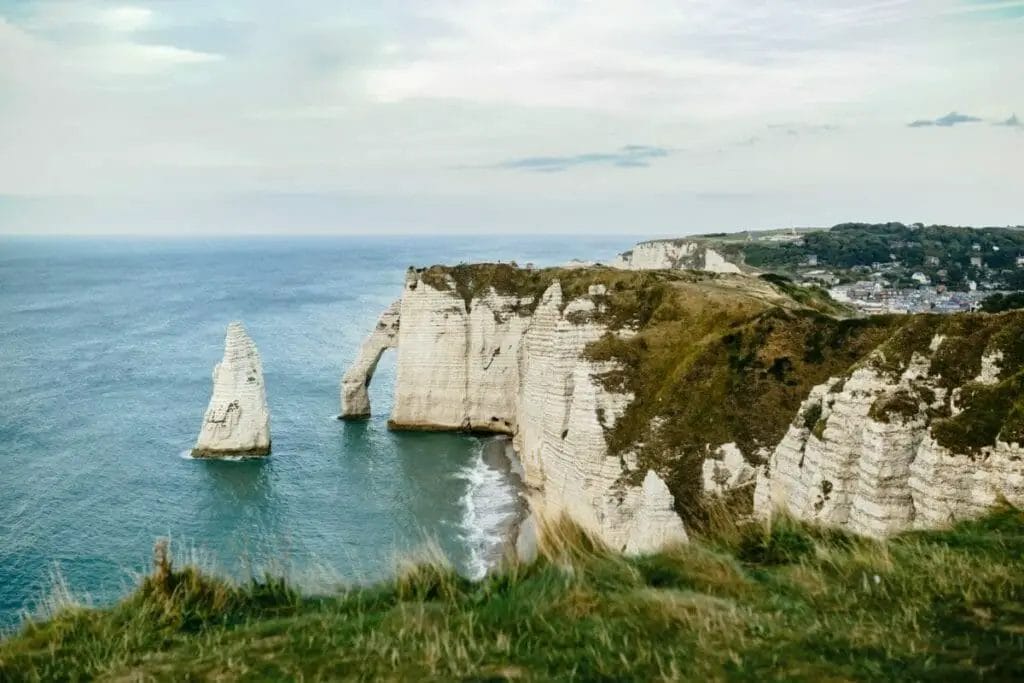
[753,343,1024,537]
[192,322,271,457]
[345,267,1024,549]
[614,240,742,274]
[342,270,688,553]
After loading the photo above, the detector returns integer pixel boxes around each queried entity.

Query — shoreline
[477,436,533,571]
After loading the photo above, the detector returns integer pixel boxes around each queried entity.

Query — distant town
[696,223,1024,315]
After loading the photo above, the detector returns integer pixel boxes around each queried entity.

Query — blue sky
[0,1,1021,235]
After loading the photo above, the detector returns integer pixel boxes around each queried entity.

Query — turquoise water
[0,235,630,626]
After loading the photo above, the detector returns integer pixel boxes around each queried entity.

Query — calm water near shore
[0,234,629,626]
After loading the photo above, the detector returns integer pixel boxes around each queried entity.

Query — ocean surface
[0,234,630,627]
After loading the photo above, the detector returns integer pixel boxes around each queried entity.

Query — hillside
[629,223,1024,291]
[2,509,1022,681]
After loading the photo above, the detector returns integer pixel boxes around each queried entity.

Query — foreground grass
[2,509,1024,682]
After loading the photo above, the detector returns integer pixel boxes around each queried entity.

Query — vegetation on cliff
[565,270,896,525]
[981,291,1024,313]
[865,311,1024,453]
[3,508,1022,681]
[418,263,728,328]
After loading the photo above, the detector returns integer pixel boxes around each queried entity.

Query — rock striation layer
[192,322,271,457]
[754,339,1024,537]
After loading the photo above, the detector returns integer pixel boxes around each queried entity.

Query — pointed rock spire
[192,322,271,457]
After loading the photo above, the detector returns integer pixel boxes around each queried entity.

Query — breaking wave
[456,439,522,580]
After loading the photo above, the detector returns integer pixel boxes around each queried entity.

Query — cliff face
[344,264,1024,549]
[614,240,742,274]
[388,269,530,433]
[193,322,271,457]
[754,317,1024,536]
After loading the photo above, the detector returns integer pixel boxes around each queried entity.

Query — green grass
[3,509,1023,681]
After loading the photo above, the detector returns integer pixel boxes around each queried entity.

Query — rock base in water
[190,443,272,458]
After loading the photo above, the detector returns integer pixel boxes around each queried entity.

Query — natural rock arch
[340,301,400,418]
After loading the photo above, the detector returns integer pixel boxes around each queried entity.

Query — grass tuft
[3,509,1023,680]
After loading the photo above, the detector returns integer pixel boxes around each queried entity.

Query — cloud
[907,111,983,127]
[82,43,223,76]
[99,6,153,33]
[488,146,671,173]
[995,113,1021,127]
[9,3,223,78]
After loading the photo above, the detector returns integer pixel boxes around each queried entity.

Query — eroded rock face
[340,301,400,418]
[624,471,690,554]
[192,322,271,457]
[344,272,691,552]
[754,345,1024,537]
[702,443,757,496]
[513,284,653,551]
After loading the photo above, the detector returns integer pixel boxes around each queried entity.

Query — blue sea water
[0,234,631,627]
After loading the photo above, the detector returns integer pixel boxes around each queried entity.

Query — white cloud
[98,6,153,33]
[362,1,944,121]
[80,43,223,76]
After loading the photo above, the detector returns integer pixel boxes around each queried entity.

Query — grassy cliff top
[3,508,1022,680]
[416,263,847,322]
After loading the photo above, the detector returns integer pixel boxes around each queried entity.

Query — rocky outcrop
[340,301,400,418]
[614,240,742,273]
[754,342,1024,537]
[344,268,690,552]
[702,443,757,497]
[193,322,271,457]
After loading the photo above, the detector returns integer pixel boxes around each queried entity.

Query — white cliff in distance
[192,322,271,457]
[613,239,742,273]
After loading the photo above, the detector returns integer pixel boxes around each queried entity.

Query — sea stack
[192,322,271,457]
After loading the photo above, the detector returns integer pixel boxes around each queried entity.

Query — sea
[0,234,630,627]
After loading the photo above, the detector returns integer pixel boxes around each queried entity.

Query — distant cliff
[342,264,1024,551]
[614,223,1024,291]
[613,239,744,273]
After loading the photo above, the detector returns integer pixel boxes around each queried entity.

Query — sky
[0,0,1021,236]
